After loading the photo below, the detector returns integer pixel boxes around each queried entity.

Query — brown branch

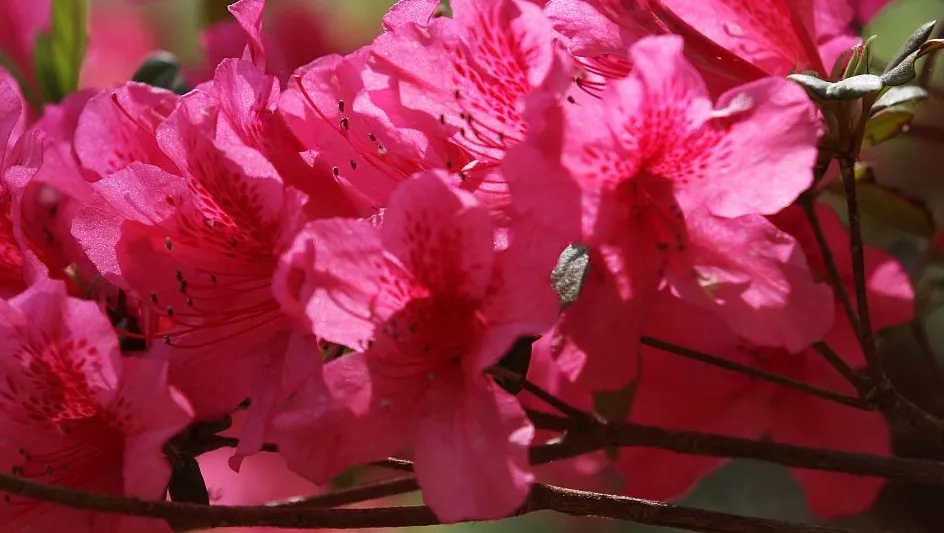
[0,471,855,533]
[838,157,881,380]
[273,475,419,508]
[811,342,871,398]
[530,411,944,484]
[528,484,852,533]
[798,197,862,348]
[639,335,871,409]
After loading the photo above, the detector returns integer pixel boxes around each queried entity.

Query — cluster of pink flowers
[0,0,915,530]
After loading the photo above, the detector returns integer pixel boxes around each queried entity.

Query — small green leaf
[841,35,877,80]
[787,73,883,101]
[33,0,89,104]
[862,105,915,148]
[826,74,884,99]
[872,85,928,114]
[884,20,937,75]
[881,39,944,87]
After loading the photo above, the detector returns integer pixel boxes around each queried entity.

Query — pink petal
[74,83,177,178]
[117,357,193,498]
[545,0,656,56]
[272,351,408,484]
[0,67,25,163]
[660,0,825,74]
[668,211,835,352]
[229,0,267,70]
[298,217,388,349]
[413,374,534,521]
[382,0,441,30]
[382,171,495,299]
[616,36,819,217]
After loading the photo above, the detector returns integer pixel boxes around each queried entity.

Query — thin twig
[839,157,880,381]
[530,411,944,484]
[529,484,852,533]
[273,475,419,508]
[811,342,871,397]
[798,197,862,343]
[0,471,855,533]
[639,336,871,409]
[521,379,597,421]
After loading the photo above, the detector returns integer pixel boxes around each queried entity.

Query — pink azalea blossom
[506,35,829,389]
[72,90,322,468]
[0,68,28,297]
[271,171,559,521]
[0,277,192,532]
[546,0,863,96]
[369,0,572,164]
[618,204,913,518]
[279,46,474,215]
[74,82,178,178]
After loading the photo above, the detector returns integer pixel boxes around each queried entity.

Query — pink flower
[201,57,362,220]
[545,0,768,95]
[546,0,864,96]
[0,68,28,297]
[0,277,192,532]
[369,0,572,164]
[271,171,559,521]
[506,35,829,389]
[74,82,178,178]
[279,47,473,214]
[655,0,860,76]
[72,91,322,467]
[617,204,912,518]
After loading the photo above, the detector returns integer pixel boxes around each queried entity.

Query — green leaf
[872,85,928,114]
[884,20,938,75]
[787,73,883,101]
[32,0,89,104]
[881,38,944,87]
[862,104,915,148]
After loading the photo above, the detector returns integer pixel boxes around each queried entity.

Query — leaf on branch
[872,85,928,114]
[33,0,89,104]
[881,38,944,87]
[884,20,938,75]
[788,73,883,101]
[863,105,916,149]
